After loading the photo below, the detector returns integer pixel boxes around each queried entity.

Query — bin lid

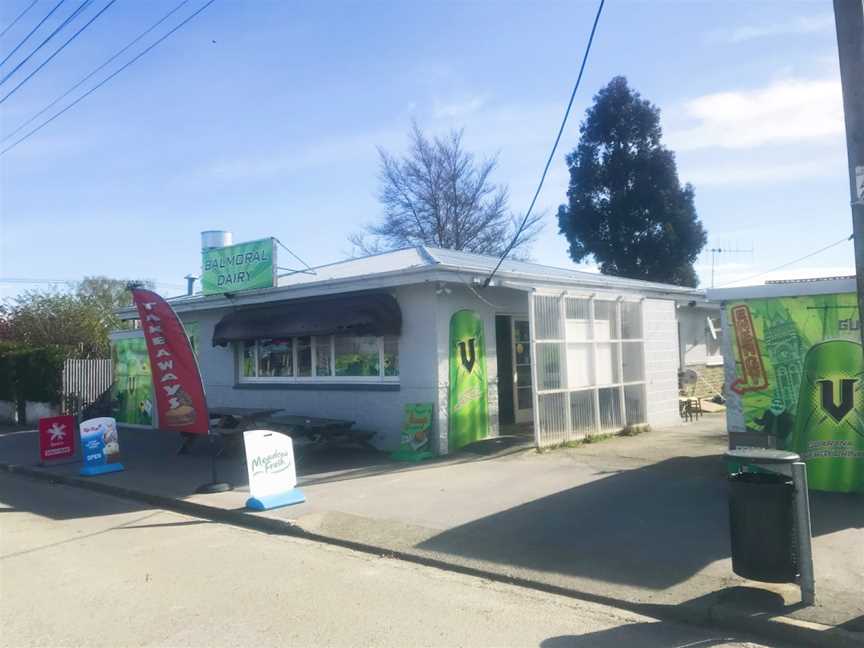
[724,448,800,464]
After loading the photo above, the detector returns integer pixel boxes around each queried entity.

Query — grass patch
[538,424,651,452]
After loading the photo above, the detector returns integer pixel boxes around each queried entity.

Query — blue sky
[0,0,855,299]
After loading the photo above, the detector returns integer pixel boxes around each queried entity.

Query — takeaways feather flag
[131,288,209,434]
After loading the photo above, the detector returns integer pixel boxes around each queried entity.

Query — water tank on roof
[201,230,232,250]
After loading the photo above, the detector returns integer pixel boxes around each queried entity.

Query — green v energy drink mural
[788,340,864,492]
[448,310,489,452]
[110,337,154,426]
[726,293,863,492]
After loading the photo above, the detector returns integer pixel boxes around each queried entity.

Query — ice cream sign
[201,238,276,295]
[79,417,124,476]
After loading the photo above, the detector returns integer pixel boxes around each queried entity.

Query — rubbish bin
[725,449,800,583]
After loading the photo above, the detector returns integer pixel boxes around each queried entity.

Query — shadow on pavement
[0,470,152,522]
[541,626,749,648]
[0,425,525,517]
[808,490,864,536]
[418,453,864,592]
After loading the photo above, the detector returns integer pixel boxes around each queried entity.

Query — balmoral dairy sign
[201,238,276,295]
[243,430,305,510]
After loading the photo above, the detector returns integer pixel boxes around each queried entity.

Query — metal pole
[791,461,816,605]
[833,0,864,349]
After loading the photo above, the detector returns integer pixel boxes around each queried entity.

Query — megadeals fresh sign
[243,430,305,510]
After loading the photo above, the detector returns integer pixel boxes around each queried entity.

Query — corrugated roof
[421,246,698,293]
[275,245,703,296]
[708,276,857,301]
[277,247,431,287]
[118,244,704,319]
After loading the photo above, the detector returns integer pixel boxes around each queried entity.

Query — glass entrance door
[512,318,533,423]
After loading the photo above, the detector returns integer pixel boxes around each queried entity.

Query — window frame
[534,294,647,435]
[238,334,399,384]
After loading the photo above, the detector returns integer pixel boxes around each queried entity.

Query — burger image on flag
[164,387,198,427]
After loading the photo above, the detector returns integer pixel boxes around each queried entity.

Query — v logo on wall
[458,338,477,373]
[819,379,857,423]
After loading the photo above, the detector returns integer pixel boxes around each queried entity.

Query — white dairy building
[118,245,708,452]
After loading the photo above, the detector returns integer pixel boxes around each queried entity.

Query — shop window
[532,295,647,444]
[296,336,312,377]
[258,338,292,377]
[242,340,256,378]
[239,335,398,383]
[383,335,399,377]
[335,336,380,377]
[315,335,333,376]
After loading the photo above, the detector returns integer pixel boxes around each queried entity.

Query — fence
[530,292,648,449]
[61,358,113,417]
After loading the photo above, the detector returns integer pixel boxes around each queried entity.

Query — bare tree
[350,123,543,258]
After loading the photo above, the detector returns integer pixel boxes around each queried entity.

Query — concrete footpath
[1,416,862,647]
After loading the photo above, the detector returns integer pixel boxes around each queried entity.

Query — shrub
[0,343,70,404]
[0,341,20,401]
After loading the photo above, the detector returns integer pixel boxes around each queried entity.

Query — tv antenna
[709,245,754,288]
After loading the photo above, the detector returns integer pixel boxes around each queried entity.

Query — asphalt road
[0,472,776,647]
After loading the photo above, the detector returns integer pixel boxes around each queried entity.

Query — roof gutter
[117,264,707,319]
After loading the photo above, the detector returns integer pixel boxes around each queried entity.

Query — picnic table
[265,413,375,449]
[178,408,375,455]
[177,406,280,455]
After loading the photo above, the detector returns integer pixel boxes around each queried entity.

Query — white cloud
[666,78,844,151]
[712,14,835,44]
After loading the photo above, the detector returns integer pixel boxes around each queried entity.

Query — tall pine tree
[557,77,707,287]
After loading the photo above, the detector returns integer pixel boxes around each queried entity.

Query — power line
[0,277,185,289]
[0,0,66,68]
[0,277,75,284]
[483,0,605,288]
[0,0,218,157]
[717,235,853,288]
[0,0,40,41]
[0,0,116,106]
[0,0,90,87]
[1,0,191,144]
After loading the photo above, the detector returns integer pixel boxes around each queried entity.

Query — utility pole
[833,0,864,348]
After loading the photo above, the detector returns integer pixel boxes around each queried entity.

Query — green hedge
[0,343,69,404]
[0,342,16,401]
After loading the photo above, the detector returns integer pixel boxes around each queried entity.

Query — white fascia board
[498,277,704,301]
[116,261,705,320]
[707,278,857,302]
[116,266,449,319]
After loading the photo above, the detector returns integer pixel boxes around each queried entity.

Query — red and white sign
[131,288,209,434]
[39,415,76,462]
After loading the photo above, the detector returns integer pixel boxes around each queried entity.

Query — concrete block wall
[643,298,681,427]
[182,283,439,451]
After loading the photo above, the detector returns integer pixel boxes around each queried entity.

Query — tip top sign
[201,238,277,295]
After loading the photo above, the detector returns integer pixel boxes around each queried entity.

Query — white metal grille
[531,292,648,449]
